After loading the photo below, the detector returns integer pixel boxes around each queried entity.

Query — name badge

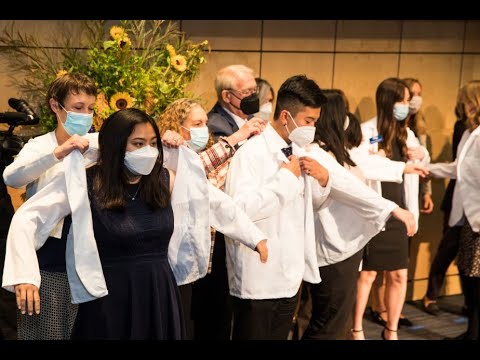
[369,135,384,144]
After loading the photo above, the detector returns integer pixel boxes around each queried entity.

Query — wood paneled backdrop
[2,20,480,300]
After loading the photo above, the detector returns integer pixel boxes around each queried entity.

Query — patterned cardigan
[198,137,236,272]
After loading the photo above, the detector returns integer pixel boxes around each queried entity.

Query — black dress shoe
[423,302,441,316]
[398,316,413,327]
[370,310,387,327]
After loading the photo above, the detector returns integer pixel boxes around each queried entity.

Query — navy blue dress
[71,166,184,340]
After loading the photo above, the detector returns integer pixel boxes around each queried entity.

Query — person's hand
[404,163,429,178]
[420,193,434,214]
[15,283,40,315]
[255,240,268,263]
[281,155,301,177]
[299,156,329,187]
[53,134,89,160]
[227,117,267,146]
[391,207,416,237]
[161,130,186,148]
[407,146,425,161]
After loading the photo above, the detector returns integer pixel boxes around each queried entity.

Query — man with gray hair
[207,64,261,142]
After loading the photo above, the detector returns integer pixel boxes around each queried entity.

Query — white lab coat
[2,131,99,238]
[224,124,330,300]
[352,117,429,232]
[3,145,267,303]
[428,127,480,231]
[304,144,398,266]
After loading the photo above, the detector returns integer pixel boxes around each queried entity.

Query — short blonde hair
[214,64,255,100]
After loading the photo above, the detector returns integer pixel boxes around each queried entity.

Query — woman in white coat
[2,73,98,340]
[298,90,416,340]
[427,80,480,339]
[350,78,429,340]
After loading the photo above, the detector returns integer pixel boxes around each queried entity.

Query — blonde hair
[214,64,255,100]
[157,98,214,149]
[460,80,480,127]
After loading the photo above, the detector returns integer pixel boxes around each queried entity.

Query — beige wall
[2,20,480,300]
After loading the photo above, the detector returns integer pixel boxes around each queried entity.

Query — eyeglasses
[227,87,258,97]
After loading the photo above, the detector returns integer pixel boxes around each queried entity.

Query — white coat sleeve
[225,147,302,223]
[460,137,480,233]
[427,161,457,179]
[208,184,267,250]
[350,136,405,183]
[310,147,397,223]
[3,137,61,188]
[310,175,331,210]
[2,175,70,292]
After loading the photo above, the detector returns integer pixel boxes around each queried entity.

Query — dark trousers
[302,249,364,340]
[426,226,462,301]
[191,232,232,340]
[178,284,193,340]
[231,289,300,340]
[461,275,480,340]
[0,235,17,340]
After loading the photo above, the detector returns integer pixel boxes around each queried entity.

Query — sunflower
[166,44,176,59]
[171,55,187,72]
[56,69,68,78]
[110,26,125,40]
[118,35,132,49]
[110,92,135,111]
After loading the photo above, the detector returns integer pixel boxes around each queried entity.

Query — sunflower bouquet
[0,20,210,132]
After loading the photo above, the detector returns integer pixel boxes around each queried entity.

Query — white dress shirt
[305,144,398,266]
[224,124,330,300]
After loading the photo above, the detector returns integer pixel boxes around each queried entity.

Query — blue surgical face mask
[393,103,409,121]
[58,103,94,136]
[182,126,209,152]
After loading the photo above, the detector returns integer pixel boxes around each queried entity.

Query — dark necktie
[281,145,292,158]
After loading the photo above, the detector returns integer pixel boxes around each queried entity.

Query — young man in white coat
[224,75,330,340]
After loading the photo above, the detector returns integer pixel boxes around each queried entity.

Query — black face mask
[230,91,260,115]
[240,93,260,115]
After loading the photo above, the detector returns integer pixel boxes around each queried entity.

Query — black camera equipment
[1,98,39,167]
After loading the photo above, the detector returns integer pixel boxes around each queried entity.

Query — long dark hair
[94,108,170,210]
[376,78,408,161]
[314,90,355,166]
[345,112,362,150]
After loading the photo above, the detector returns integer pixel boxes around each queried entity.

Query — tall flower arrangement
[0,20,209,132]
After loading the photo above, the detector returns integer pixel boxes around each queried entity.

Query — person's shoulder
[22,131,55,149]
[208,111,226,122]
[361,117,376,128]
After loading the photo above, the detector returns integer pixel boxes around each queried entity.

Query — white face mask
[256,102,273,121]
[409,95,423,115]
[124,145,159,175]
[182,126,209,152]
[285,112,316,148]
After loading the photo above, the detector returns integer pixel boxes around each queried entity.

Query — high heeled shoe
[381,326,398,340]
[370,309,387,327]
[350,328,364,340]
